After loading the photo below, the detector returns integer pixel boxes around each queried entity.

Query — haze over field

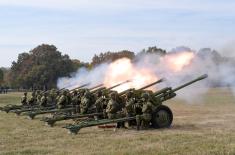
[0,0,235,67]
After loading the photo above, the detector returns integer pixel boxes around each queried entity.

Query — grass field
[0,88,235,155]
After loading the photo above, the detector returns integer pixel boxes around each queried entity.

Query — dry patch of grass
[0,89,235,155]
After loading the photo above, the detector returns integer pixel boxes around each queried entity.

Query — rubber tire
[151,105,173,128]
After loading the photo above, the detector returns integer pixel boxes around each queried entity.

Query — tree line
[0,44,231,90]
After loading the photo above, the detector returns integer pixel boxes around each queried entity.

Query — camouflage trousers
[136,113,152,130]
[107,112,126,128]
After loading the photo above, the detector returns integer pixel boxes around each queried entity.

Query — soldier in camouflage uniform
[105,92,120,119]
[57,90,68,109]
[28,91,36,106]
[106,92,125,128]
[124,91,136,127]
[95,90,105,113]
[46,92,53,106]
[48,89,56,105]
[36,90,42,105]
[40,92,48,107]
[136,93,154,130]
[80,90,92,114]
[78,89,85,100]
[66,89,72,106]
[71,90,80,114]
[55,91,61,105]
[21,92,28,106]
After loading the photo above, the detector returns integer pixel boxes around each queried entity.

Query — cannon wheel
[151,105,173,128]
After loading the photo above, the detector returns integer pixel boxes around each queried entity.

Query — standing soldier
[21,92,28,106]
[50,89,57,105]
[71,90,80,114]
[136,93,154,130]
[125,91,136,127]
[66,90,72,105]
[57,91,68,109]
[40,92,48,107]
[105,92,120,119]
[95,90,105,113]
[28,91,36,106]
[106,92,125,128]
[80,91,92,114]
[55,90,61,105]
[47,91,53,106]
[36,90,42,105]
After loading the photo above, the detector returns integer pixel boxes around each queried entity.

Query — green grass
[0,89,235,155]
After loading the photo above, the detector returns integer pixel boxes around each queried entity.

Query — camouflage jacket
[142,101,153,114]
[106,99,119,114]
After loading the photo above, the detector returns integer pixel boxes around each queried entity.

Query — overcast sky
[0,0,235,67]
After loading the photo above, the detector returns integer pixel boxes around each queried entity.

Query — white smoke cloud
[57,63,109,90]
[57,47,235,103]
[220,41,235,58]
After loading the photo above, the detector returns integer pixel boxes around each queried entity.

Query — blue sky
[0,0,235,67]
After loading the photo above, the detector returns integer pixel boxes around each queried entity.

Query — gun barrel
[118,88,135,96]
[91,87,106,93]
[59,88,66,91]
[118,78,164,96]
[153,87,171,96]
[107,80,131,90]
[139,78,164,90]
[172,74,208,92]
[70,83,90,92]
[89,84,104,91]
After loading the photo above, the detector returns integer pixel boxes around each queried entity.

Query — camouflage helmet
[56,90,60,94]
[126,91,134,98]
[79,89,86,95]
[65,89,70,94]
[84,91,90,98]
[73,90,78,95]
[36,90,40,94]
[109,91,118,99]
[141,93,149,100]
[24,92,27,95]
[96,90,102,97]
[62,90,67,95]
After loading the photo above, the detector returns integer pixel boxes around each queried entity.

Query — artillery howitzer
[40,80,133,126]
[64,74,208,134]
[41,79,164,127]
[25,81,132,120]
[7,84,93,116]
[0,87,68,113]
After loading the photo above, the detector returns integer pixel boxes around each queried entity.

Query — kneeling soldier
[136,93,153,130]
